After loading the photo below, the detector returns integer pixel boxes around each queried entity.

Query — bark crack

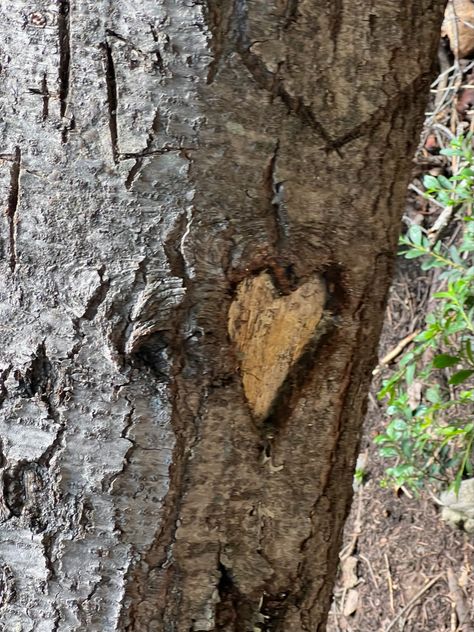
[238,47,336,148]
[6,146,21,272]
[282,0,300,30]
[204,0,238,84]
[215,559,240,629]
[82,266,110,321]
[101,40,119,164]
[58,0,71,142]
[263,140,289,249]
[122,110,189,190]
[328,0,343,51]
[27,73,50,121]
[0,366,11,409]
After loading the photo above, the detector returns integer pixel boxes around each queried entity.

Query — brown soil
[327,262,474,632]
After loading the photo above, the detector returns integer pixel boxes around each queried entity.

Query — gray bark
[0,1,445,631]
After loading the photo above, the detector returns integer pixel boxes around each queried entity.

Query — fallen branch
[384,573,445,632]
[447,566,474,632]
[373,330,420,375]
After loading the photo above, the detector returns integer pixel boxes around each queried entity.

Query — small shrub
[376,133,474,492]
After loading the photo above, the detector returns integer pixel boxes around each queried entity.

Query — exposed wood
[228,271,326,420]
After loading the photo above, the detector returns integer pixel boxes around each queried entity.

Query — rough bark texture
[0,1,445,631]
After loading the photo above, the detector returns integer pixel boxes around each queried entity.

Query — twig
[408,183,445,209]
[384,553,395,614]
[447,566,474,632]
[373,330,420,375]
[428,203,462,245]
[340,491,363,560]
[450,0,461,63]
[359,553,379,589]
[384,573,444,632]
[328,600,343,632]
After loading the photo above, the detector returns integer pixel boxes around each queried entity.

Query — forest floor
[327,260,474,632]
[327,23,474,632]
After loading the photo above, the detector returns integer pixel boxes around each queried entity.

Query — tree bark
[0,1,445,630]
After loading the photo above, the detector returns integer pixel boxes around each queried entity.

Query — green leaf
[405,363,416,385]
[465,339,474,365]
[432,354,460,368]
[423,174,440,190]
[399,352,415,368]
[449,369,474,385]
[440,147,463,157]
[425,386,441,403]
[415,329,437,342]
[404,249,426,260]
[437,175,452,189]
[449,246,463,266]
[379,446,398,458]
[407,224,423,245]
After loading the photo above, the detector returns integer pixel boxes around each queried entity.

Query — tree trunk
[0,1,445,630]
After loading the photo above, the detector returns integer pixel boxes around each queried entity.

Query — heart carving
[228,272,326,420]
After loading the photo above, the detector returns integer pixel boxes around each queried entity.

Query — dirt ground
[327,260,474,632]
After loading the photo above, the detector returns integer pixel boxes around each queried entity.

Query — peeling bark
[0,1,445,631]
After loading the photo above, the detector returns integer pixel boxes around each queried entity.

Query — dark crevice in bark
[327,0,343,50]
[106,27,165,74]
[3,461,29,517]
[50,606,60,632]
[263,140,289,250]
[259,592,291,631]
[27,74,50,120]
[163,214,188,280]
[0,366,10,409]
[238,48,335,147]
[34,359,67,470]
[101,40,119,163]
[121,145,192,161]
[215,560,256,630]
[282,0,300,30]
[105,29,128,44]
[6,146,21,272]
[204,0,237,84]
[124,157,144,190]
[14,342,51,398]
[132,332,171,381]
[104,405,135,493]
[82,266,110,321]
[215,562,238,629]
[0,564,15,608]
[123,110,169,189]
[149,23,166,74]
[58,0,71,142]
[42,533,58,581]
[42,73,49,120]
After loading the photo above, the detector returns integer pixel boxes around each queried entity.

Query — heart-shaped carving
[228,272,326,421]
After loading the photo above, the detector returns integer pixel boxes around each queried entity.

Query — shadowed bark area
[0,1,445,631]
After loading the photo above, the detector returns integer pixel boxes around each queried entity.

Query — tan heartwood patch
[228,271,326,420]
